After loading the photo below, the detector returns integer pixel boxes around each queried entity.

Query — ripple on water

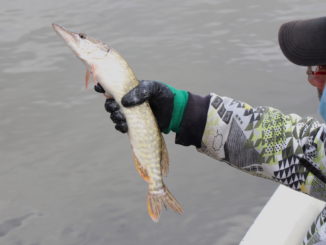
[0,1,326,245]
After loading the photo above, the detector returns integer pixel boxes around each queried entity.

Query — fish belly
[124,103,162,172]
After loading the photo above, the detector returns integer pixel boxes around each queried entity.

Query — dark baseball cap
[278,16,326,66]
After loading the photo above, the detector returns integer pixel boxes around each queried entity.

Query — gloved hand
[94,80,189,134]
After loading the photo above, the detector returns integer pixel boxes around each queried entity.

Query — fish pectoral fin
[85,70,91,88]
[132,152,150,182]
[90,64,98,85]
[160,135,169,176]
[85,65,98,88]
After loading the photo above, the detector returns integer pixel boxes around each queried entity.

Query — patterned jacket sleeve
[197,93,326,201]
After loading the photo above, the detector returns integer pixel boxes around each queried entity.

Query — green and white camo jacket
[198,93,326,202]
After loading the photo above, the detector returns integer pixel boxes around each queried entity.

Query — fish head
[52,23,110,66]
[53,23,133,93]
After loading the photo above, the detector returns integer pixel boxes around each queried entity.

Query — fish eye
[79,33,87,39]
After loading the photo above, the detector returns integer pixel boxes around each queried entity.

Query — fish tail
[147,187,183,222]
[164,187,183,214]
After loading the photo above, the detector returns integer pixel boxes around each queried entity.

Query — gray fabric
[224,119,264,168]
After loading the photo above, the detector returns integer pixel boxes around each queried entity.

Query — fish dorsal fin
[160,135,169,176]
[132,152,150,183]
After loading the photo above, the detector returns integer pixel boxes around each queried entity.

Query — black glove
[94,80,174,133]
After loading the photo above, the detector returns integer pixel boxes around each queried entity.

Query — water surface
[1,1,326,244]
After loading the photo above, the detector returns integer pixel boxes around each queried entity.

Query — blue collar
[319,87,326,121]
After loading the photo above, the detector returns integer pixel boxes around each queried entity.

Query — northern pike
[52,24,183,222]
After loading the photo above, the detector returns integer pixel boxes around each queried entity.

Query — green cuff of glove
[163,84,189,134]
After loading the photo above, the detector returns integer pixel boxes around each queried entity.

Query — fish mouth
[52,23,78,45]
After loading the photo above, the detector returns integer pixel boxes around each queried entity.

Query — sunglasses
[307,66,326,90]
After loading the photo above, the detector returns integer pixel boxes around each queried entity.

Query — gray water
[1,0,326,244]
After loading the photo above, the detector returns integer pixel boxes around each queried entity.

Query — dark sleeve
[175,93,211,148]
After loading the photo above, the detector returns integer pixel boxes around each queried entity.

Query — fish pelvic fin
[160,135,169,177]
[147,186,183,223]
[132,152,150,183]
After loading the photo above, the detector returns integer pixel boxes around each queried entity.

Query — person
[95,16,326,245]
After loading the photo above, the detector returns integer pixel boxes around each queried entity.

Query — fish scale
[52,23,183,222]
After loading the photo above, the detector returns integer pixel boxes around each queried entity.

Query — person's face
[307,66,326,98]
